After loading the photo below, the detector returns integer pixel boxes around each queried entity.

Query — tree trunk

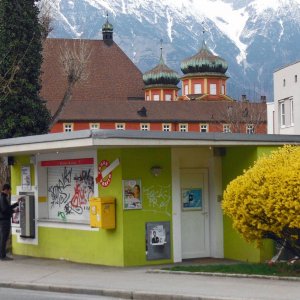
[49,81,75,130]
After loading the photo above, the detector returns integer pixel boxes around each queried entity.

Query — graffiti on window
[48,166,94,221]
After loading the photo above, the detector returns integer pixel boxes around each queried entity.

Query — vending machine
[18,192,35,238]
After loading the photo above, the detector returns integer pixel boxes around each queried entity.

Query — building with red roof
[41,17,267,134]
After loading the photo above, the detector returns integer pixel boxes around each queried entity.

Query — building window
[115,123,125,130]
[153,94,160,101]
[64,123,73,132]
[221,85,225,94]
[246,124,254,134]
[179,123,188,132]
[162,123,171,132]
[223,124,231,133]
[140,123,149,131]
[90,123,99,130]
[291,98,294,125]
[295,75,298,83]
[146,95,150,101]
[194,83,202,94]
[184,84,189,95]
[165,94,172,101]
[46,163,94,223]
[200,124,208,132]
[283,79,286,87]
[280,102,285,127]
[210,83,217,95]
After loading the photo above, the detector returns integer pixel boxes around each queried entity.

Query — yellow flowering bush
[222,145,300,256]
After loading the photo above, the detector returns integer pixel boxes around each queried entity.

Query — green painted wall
[12,148,172,266]
[11,156,35,194]
[11,151,125,266]
[97,148,124,266]
[222,146,277,262]
[13,226,124,265]
[121,148,172,266]
[11,145,278,265]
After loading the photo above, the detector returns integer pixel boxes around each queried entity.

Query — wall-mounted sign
[123,179,142,209]
[41,158,94,167]
[182,188,202,210]
[96,158,120,188]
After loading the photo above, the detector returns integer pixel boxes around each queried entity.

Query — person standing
[0,184,19,260]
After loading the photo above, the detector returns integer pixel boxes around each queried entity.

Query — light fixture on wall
[150,166,162,177]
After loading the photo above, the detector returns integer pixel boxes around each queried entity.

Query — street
[0,288,124,300]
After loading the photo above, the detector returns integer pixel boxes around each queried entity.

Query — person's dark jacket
[0,192,18,222]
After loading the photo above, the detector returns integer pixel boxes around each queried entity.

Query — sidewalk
[0,256,300,300]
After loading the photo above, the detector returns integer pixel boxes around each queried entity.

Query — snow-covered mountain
[41,0,300,100]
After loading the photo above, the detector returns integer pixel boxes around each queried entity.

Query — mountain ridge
[42,0,300,100]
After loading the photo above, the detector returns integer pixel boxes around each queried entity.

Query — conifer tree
[0,0,51,138]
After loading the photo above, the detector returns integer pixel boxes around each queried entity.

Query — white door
[181,169,210,258]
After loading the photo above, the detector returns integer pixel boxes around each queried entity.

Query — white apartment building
[268,61,299,134]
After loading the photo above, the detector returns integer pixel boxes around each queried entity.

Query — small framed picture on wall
[123,179,142,209]
[181,188,202,210]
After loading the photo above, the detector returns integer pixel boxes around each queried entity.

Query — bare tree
[49,40,92,129]
[0,1,91,187]
[218,100,267,134]
[38,0,54,41]
[36,1,92,129]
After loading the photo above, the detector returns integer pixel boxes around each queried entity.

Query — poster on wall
[146,221,171,260]
[47,164,94,222]
[150,225,166,245]
[123,179,142,209]
[21,165,31,189]
[182,188,202,210]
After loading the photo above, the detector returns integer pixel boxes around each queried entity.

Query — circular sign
[96,160,112,187]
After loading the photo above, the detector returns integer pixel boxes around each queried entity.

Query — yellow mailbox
[90,197,116,229]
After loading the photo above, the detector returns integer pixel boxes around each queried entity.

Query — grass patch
[163,263,300,277]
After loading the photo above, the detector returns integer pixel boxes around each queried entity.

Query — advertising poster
[123,179,142,209]
[146,221,171,260]
[182,188,202,210]
[150,225,166,246]
[21,165,31,189]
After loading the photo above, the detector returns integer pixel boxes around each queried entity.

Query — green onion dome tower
[180,40,229,100]
[143,43,180,101]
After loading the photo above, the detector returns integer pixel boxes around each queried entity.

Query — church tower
[102,13,113,45]
[180,40,229,100]
[143,43,179,101]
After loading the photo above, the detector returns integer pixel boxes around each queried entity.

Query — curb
[0,281,243,300]
[148,269,300,282]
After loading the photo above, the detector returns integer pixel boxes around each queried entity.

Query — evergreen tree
[0,0,51,138]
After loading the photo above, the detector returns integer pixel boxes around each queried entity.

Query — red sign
[96,160,112,187]
[41,158,94,167]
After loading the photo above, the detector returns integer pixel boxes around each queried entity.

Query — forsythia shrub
[222,145,300,255]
